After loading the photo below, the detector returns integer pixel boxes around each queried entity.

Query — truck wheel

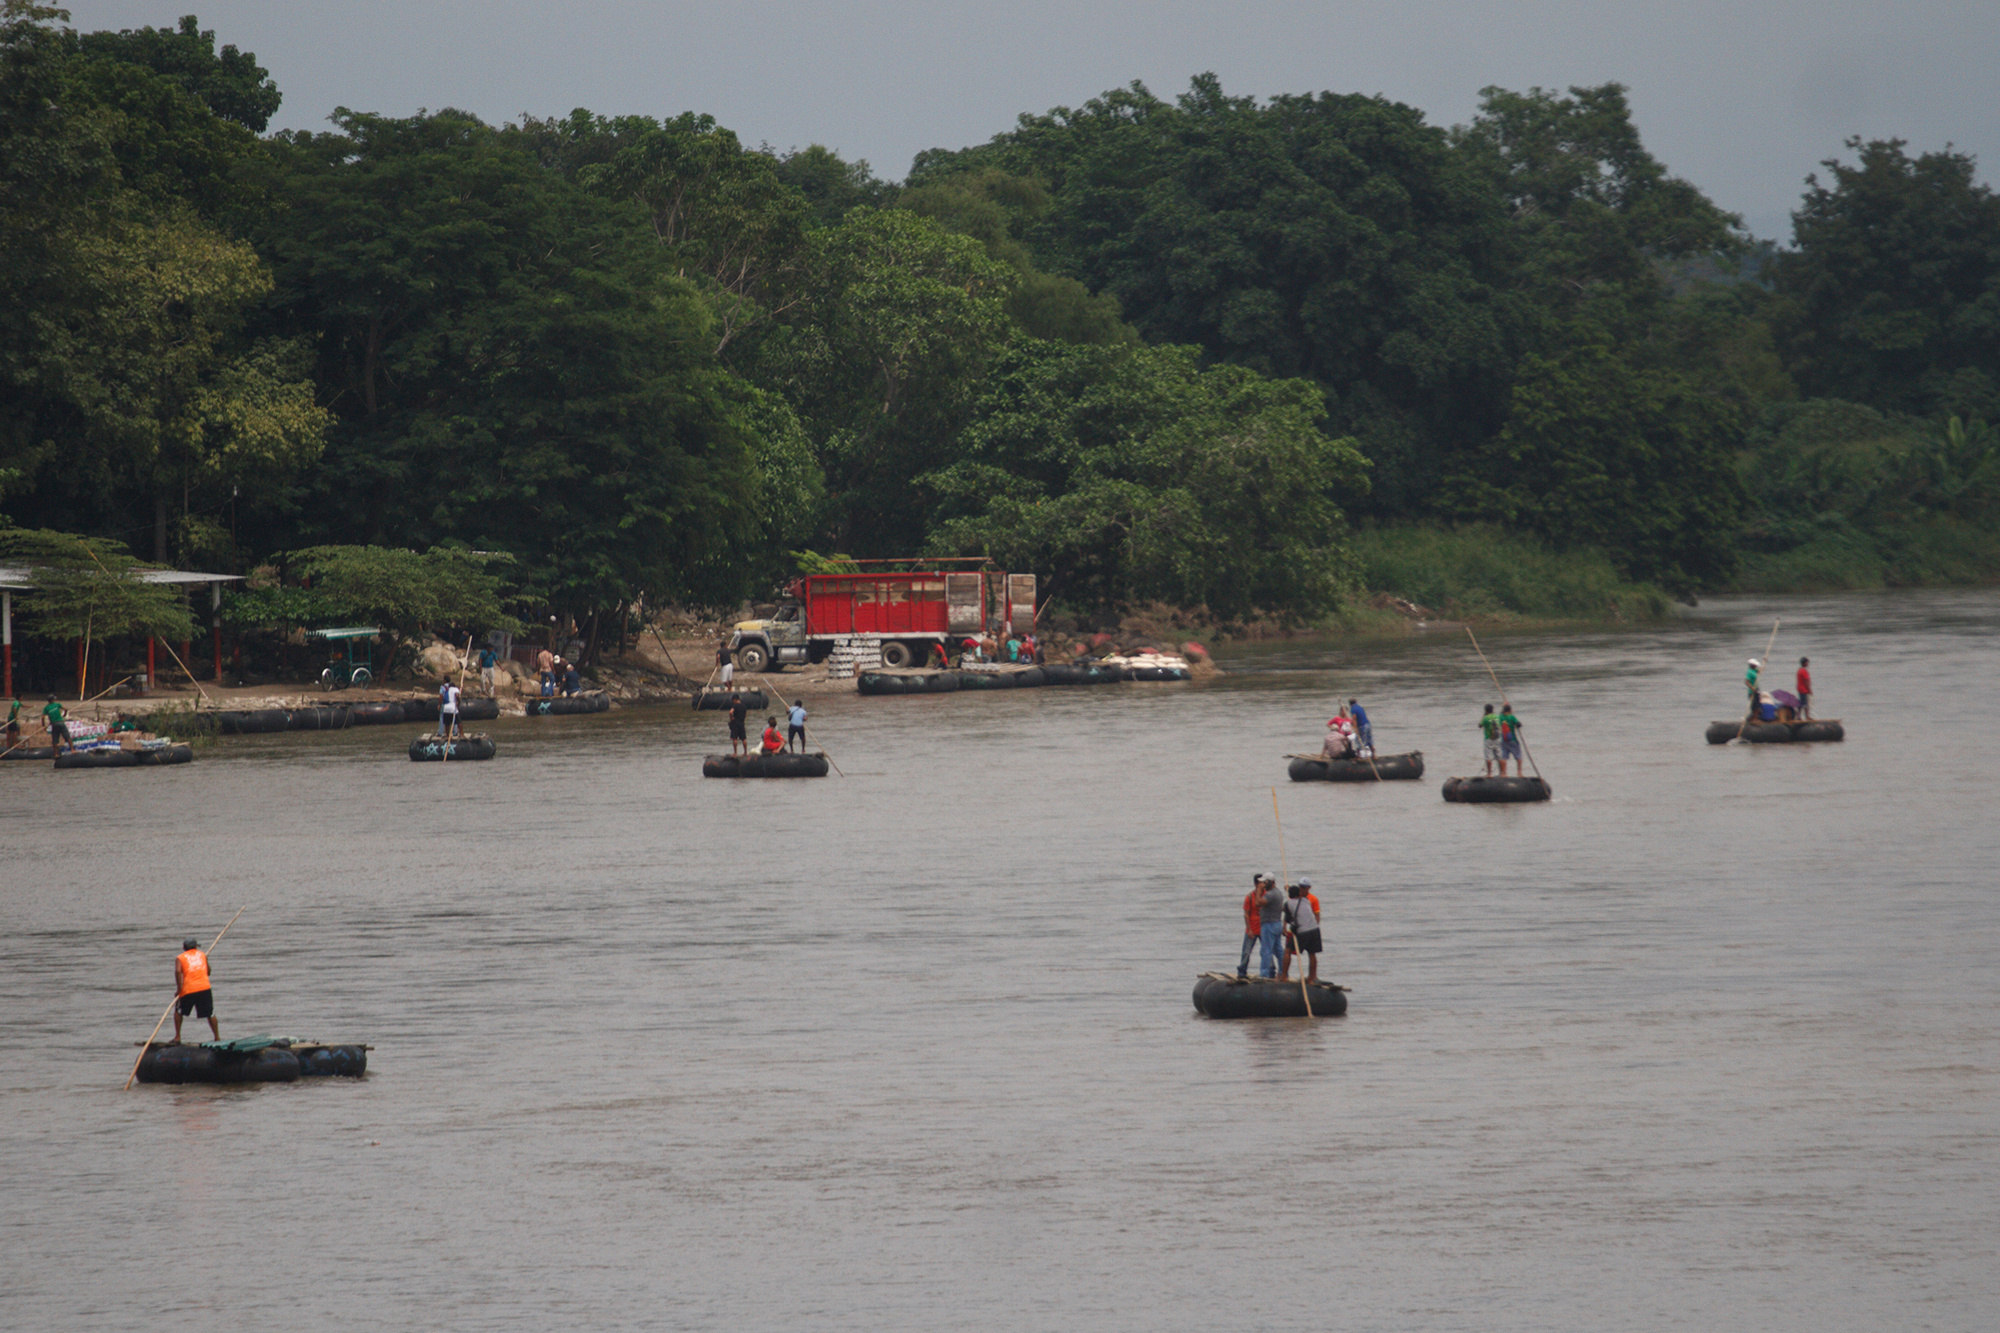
[879,641,913,668]
[737,643,770,673]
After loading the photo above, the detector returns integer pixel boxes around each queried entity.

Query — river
[1,590,1994,1330]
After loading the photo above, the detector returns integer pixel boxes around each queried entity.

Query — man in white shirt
[438,679,461,739]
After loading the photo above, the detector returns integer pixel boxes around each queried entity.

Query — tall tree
[1772,138,2000,420]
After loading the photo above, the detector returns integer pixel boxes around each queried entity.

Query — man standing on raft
[1256,873,1287,979]
[1478,703,1501,777]
[1796,657,1812,719]
[172,937,219,1043]
[1238,874,1268,979]
[1496,702,1524,777]
[726,692,748,757]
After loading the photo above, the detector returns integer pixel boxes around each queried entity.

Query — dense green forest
[4,3,1998,652]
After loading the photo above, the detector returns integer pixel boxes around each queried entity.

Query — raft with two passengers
[1288,701,1424,782]
[1710,646,1843,744]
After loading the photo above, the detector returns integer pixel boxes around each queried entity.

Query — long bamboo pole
[124,904,247,1089]
[761,679,844,776]
[1271,787,1313,1015]
[1464,627,1543,783]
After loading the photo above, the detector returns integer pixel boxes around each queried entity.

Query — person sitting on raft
[760,716,785,755]
[1322,718,1357,762]
[562,660,582,697]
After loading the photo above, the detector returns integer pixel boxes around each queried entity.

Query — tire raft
[403,697,501,722]
[692,688,767,711]
[286,705,351,730]
[134,1037,368,1084]
[1705,719,1845,744]
[408,733,496,761]
[521,691,610,716]
[1192,974,1348,1019]
[1288,751,1424,782]
[133,743,194,766]
[702,752,830,778]
[856,671,957,696]
[216,708,289,735]
[53,747,138,769]
[346,701,406,726]
[1442,775,1552,803]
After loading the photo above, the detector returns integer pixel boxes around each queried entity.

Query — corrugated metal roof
[0,565,243,591]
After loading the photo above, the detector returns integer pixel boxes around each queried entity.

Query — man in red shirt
[1237,875,1267,979]
[1796,657,1812,719]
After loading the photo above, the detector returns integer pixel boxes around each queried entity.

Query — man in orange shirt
[1237,874,1269,978]
[172,937,220,1043]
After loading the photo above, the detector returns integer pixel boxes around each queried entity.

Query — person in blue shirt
[785,700,808,752]
[477,645,497,694]
[1347,698,1372,754]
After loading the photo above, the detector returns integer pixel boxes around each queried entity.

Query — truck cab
[728,602,807,673]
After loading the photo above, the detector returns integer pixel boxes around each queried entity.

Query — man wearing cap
[1238,875,1268,979]
[1745,657,1762,720]
[172,937,219,1043]
[1282,879,1325,983]
[1347,699,1372,754]
[1257,873,1288,979]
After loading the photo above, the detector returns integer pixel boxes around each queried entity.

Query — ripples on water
[2,591,1995,1330]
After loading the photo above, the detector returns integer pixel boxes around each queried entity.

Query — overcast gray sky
[62,1,2000,241]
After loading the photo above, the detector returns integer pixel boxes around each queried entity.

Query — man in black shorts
[172,936,220,1042]
[726,691,748,756]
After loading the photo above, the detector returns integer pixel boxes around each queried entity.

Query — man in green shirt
[1478,703,1501,776]
[1496,703,1524,777]
[42,696,72,760]
[5,696,21,749]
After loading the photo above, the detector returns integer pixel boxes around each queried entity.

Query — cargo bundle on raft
[1287,751,1424,782]
[1706,718,1844,744]
[702,752,829,778]
[133,1034,369,1084]
[1192,973,1348,1018]
[1441,775,1552,803]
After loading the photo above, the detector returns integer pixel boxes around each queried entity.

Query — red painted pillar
[212,626,222,682]
[181,640,192,682]
[147,637,157,690]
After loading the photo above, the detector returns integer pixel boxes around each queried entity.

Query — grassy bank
[1729,517,2000,592]
[1352,523,1672,623]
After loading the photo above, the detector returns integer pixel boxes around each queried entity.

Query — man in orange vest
[173,937,219,1043]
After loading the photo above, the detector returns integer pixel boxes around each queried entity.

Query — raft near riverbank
[1192,973,1348,1018]
[1287,751,1424,782]
[134,1035,369,1084]
[521,691,610,716]
[1705,719,1845,744]
[692,688,767,711]
[702,752,829,778]
[1442,775,1551,803]
[54,742,194,769]
[857,656,1191,696]
[403,697,501,723]
[408,733,496,761]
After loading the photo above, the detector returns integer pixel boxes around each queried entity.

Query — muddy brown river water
[2,591,1995,1330]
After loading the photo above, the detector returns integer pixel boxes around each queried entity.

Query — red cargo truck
[727,564,1038,671]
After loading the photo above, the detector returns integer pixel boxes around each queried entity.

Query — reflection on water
[2,590,1996,1330]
